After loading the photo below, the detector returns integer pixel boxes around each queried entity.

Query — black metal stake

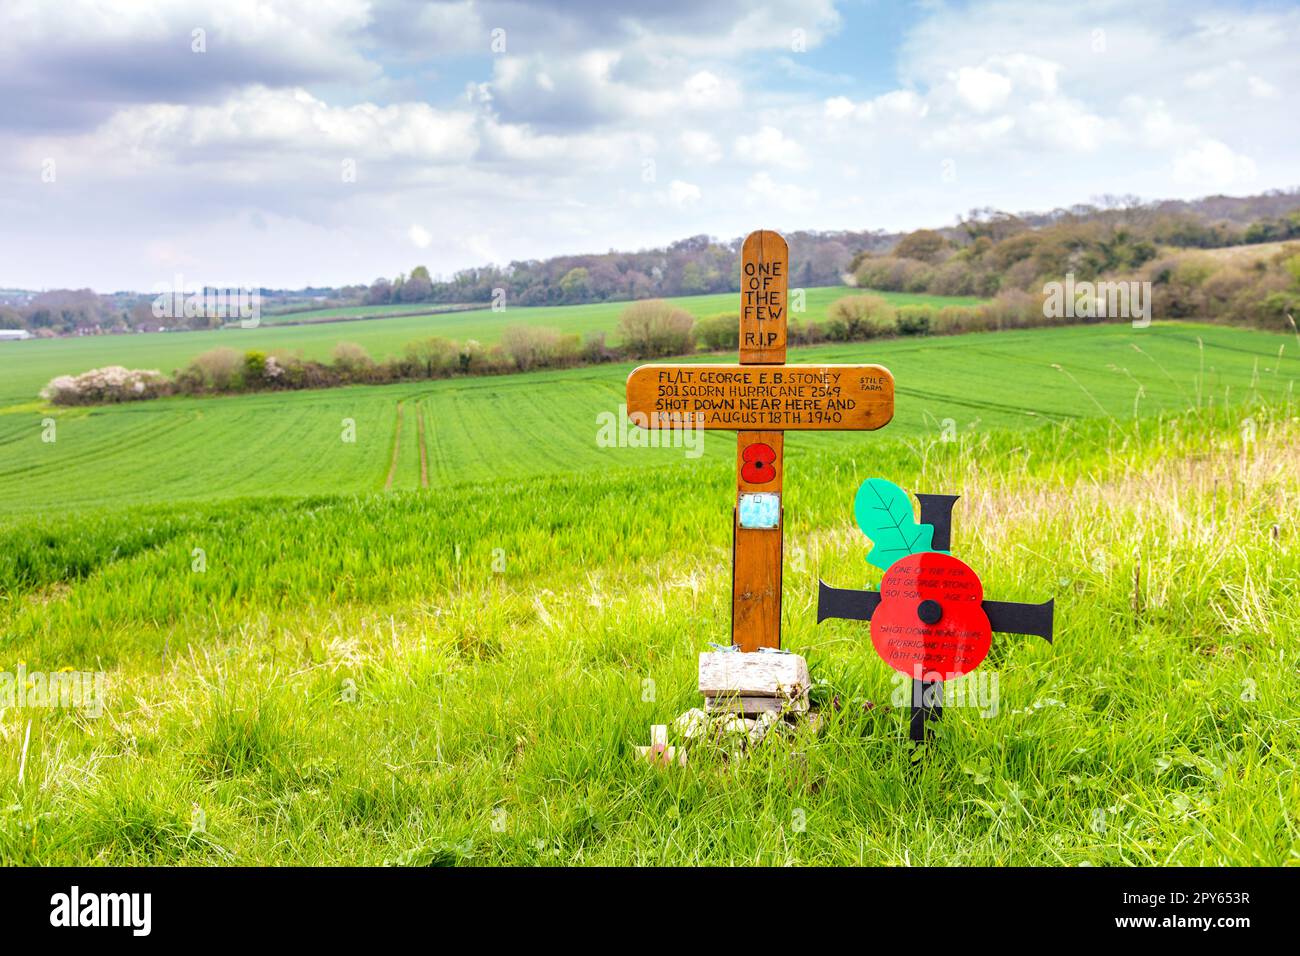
[910,494,957,742]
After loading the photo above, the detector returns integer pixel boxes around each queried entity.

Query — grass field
[0,286,983,406]
[1164,240,1296,264]
[0,321,1291,514]
[0,319,1296,865]
[259,303,488,325]
[269,287,986,326]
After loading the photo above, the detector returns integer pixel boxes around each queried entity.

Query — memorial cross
[626,230,895,651]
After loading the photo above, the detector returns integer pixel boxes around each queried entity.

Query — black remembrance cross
[817,490,1054,742]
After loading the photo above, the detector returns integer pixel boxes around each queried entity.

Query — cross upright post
[732,229,789,651]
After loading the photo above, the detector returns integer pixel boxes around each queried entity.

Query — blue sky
[0,0,1296,290]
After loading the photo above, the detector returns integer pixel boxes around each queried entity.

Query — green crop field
[0,321,1290,514]
[270,287,985,326]
[0,286,981,407]
[0,319,1296,865]
[259,303,489,325]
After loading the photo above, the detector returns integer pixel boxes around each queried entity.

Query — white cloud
[78,87,479,166]
[1247,76,1278,99]
[0,0,376,132]
[682,71,737,110]
[1185,60,1243,91]
[745,172,816,212]
[408,224,433,249]
[734,126,806,169]
[605,0,842,59]
[1172,140,1257,187]
[1022,99,1111,151]
[927,114,1016,150]
[667,180,702,207]
[679,130,722,163]
[873,90,928,119]
[458,233,499,262]
[477,115,646,169]
[487,54,740,128]
[953,66,1013,112]
[989,54,1060,96]
[824,96,855,121]
[823,89,928,124]
[396,0,484,53]
[1121,96,1189,148]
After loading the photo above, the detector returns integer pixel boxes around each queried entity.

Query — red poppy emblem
[741,442,777,484]
[869,552,993,679]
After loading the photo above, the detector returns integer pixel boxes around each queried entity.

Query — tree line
[7,188,1299,336]
[849,207,1300,332]
[359,230,889,309]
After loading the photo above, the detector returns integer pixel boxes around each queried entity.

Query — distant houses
[0,329,32,341]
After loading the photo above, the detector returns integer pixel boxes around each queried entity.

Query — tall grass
[0,399,1295,864]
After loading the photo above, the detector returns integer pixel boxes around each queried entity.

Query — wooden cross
[626,230,895,652]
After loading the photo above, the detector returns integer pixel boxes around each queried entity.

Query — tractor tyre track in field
[4,324,1295,513]
[384,401,404,491]
[893,387,1060,418]
[416,403,429,489]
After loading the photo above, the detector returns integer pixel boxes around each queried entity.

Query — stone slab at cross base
[705,694,810,716]
[698,651,811,699]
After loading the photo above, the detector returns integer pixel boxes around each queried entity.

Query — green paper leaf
[854,478,941,570]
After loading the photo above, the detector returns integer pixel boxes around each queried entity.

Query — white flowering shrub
[40,366,172,405]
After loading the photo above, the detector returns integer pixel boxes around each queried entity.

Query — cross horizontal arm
[816,580,881,623]
[982,598,1054,643]
[818,580,1054,644]
[626,364,894,431]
